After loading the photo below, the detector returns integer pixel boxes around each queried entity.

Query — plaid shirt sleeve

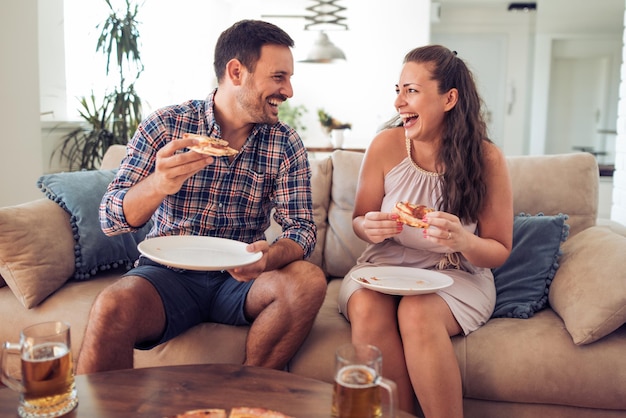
[270,135,317,259]
[99,105,176,236]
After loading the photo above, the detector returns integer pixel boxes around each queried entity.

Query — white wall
[612,1,626,224]
[262,0,430,147]
[38,0,430,176]
[0,0,44,207]
[431,3,535,156]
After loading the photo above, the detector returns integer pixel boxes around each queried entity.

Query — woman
[338,45,513,417]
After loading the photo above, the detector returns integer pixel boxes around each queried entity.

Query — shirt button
[218,203,223,208]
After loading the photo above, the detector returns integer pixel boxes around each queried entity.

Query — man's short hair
[214,19,294,82]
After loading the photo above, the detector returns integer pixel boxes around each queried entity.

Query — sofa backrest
[321,150,599,279]
[101,146,600,278]
[506,153,598,236]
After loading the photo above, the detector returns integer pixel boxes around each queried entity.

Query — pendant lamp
[263,0,348,64]
[300,31,346,63]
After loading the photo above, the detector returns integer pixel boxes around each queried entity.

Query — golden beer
[21,342,75,408]
[2,322,78,418]
[331,364,382,418]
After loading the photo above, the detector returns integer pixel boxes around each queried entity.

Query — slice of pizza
[170,409,228,418]
[393,201,435,229]
[229,407,294,418]
[184,133,239,157]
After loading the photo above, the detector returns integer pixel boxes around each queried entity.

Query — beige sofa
[1,145,625,418]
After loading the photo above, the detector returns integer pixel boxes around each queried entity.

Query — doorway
[545,38,621,165]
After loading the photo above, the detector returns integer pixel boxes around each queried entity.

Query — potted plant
[278,101,308,134]
[317,108,351,134]
[318,108,351,148]
[54,0,143,171]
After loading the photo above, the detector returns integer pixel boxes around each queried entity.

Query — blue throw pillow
[37,170,153,280]
[491,213,569,319]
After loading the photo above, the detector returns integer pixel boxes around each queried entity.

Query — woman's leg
[398,293,463,418]
[347,289,416,413]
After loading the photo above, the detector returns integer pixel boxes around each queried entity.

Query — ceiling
[435,0,624,33]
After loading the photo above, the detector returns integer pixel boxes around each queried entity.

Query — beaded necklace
[405,137,442,177]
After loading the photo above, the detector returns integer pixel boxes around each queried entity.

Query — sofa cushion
[0,199,75,308]
[506,152,597,237]
[453,309,626,410]
[264,156,332,269]
[37,169,152,281]
[491,213,569,319]
[549,226,626,345]
[325,151,368,278]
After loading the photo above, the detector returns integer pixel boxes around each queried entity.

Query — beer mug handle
[377,376,398,418]
[1,342,25,392]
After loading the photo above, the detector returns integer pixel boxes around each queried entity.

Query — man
[76,20,327,374]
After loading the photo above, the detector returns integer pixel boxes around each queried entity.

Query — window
[63,0,221,119]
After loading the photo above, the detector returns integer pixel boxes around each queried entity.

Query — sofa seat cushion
[0,274,120,365]
[134,322,248,368]
[288,279,351,383]
[135,278,352,384]
[453,309,626,410]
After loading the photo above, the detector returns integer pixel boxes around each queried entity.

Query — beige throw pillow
[0,199,75,308]
[549,226,626,345]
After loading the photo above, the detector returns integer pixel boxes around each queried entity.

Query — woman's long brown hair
[388,45,491,224]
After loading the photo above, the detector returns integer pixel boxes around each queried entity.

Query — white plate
[350,266,453,295]
[137,236,262,271]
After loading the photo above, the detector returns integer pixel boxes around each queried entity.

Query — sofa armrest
[100,145,127,170]
[596,218,626,237]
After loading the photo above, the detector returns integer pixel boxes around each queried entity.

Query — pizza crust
[184,133,239,157]
[229,407,293,418]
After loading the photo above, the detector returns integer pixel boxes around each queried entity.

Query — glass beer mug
[331,343,398,418]
[1,321,78,418]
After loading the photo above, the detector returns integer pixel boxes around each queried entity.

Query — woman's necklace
[405,137,442,177]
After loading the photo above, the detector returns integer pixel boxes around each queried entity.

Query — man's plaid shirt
[100,90,317,259]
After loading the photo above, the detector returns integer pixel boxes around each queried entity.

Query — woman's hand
[422,211,466,251]
[356,211,403,244]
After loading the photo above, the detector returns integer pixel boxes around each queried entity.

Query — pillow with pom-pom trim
[491,213,569,319]
[38,169,152,281]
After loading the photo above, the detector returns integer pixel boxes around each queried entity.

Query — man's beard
[237,82,278,125]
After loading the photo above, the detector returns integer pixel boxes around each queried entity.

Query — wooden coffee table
[0,363,417,417]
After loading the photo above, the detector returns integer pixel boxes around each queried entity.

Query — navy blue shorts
[125,257,254,350]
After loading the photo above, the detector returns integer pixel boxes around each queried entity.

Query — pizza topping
[169,408,293,418]
[392,201,434,229]
[169,409,227,418]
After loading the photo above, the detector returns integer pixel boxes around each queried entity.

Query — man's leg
[75,276,165,374]
[243,260,327,369]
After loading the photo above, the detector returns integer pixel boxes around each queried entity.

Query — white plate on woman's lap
[137,236,262,271]
[350,266,453,295]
